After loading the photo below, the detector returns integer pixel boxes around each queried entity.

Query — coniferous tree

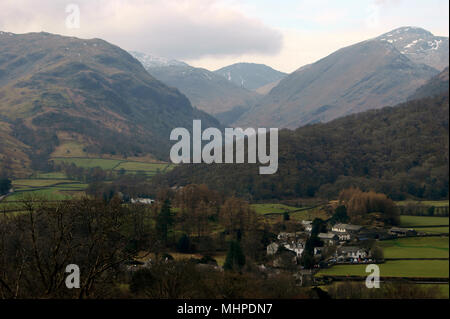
[223,240,246,271]
[156,199,174,244]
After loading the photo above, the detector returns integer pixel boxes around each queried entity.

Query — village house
[267,234,306,257]
[332,223,363,234]
[318,232,339,245]
[336,246,368,262]
[131,198,155,205]
[266,242,279,255]
[277,232,303,241]
[357,228,391,241]
[332,231,351,241]
[302,220,312,233]
[283,240,305,257]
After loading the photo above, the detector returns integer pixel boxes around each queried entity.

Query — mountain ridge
[132,52,260,124]
[0,32,219,175]
[235,27,443,129]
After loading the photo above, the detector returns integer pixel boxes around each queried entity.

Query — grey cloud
[0,0,283,59]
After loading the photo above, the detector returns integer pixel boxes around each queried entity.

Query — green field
[250,203,300,215]
[2,178,87,205]
[51,157,175,176]
[4,187,76,201]
[417,227,449,234]
[52,157,123,170]
[114,162,171,171]
[400,215,449,227]
[380,237,449,259]
[13,179,74,188]
[250,203,329,222]
[32,172,68,179]
[317,260,449,278]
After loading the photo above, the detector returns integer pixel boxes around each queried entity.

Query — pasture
[51,157,175,176]
[250,203,300,215]
[1,178,87,207]
[400,215,449,227]
[380,237,449,259]
[51,157,123,170]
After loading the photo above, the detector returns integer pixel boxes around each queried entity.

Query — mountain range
[0,26,448,177]
[130,52,260,125]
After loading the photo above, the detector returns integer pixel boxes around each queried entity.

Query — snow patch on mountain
[375,26,449,70]
[130,51,188,68]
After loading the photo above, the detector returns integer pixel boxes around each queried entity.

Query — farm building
[389,227,417,237]
[332,223,363,233]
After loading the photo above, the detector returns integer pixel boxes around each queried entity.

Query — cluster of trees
[128,260,307,299]
[338,188,400,226]
[11,119,59,172]
[56,162,117,183]
[155,184,268,263]
[0,197,140,298]
[0,190,297,299]
[153,92,449,201]
[398,203,449,217]
[86,174,153,201]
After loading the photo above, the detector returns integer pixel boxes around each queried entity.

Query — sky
[0,0,448,72]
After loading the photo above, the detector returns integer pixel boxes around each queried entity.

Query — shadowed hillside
[0,32,219,175]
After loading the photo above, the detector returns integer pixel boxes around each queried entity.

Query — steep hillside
[153,91,449,201]
[131,52,260,124]
[236,27,440,129]
[254,79,282,95]
[0,32,219,174]
[409,67,449,100]
[214,62,286,90]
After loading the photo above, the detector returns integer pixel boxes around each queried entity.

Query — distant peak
[384,26,433,36]
[130,51,188,68]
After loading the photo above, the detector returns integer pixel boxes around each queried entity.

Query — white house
[131,198,155,205]
[283,240,305,257]
[337,246,368,260]
[332,223,363,233]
